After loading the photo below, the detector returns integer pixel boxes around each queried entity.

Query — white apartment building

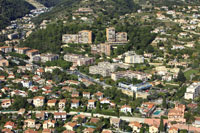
[184,82,200,100]
[125,55,144,64]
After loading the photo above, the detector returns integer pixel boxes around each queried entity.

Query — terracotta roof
[110,118,121,123]
[84,127,95,133]
[54,112,67,116]
[88,99,95,103]
[72,114,86,121]
[59,99,66,103]
[24,129,38,133]
[64,122,77,128]
[71,99,79,103]
[43,120,56,124]
[4,121,15,127]
[101,129,112,133]
[129,121,142,128]
[121,105,131,109]
[33,96,44,100]
[169,126,178,131]
[47,99,57,104]
[90,118,100,123]
[63,130,76,133]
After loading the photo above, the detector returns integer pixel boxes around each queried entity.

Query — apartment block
[91,43,111,56]
[168,103,186,123]
[89,62,118,77]
[40,53,59,62]
[62,30,92,44]
[64,54,94,66]
[106,27,128,44]
[111,70,152,81]
[184,82,200,100]
[0,46,12,53]
[106,27,116,42]
[125,55,144,64]
[78,30,92,44]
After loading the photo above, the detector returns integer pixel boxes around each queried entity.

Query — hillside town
[0,0,199,133]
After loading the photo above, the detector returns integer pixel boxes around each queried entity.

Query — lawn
[184,69,199,80]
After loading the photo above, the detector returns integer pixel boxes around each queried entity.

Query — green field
[184,69,199,80]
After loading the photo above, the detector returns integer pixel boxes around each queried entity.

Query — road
[25,0,45,9]
[1,110,144,123]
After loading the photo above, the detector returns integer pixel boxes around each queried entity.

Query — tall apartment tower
[78,30,92,44]
[100,43,111,56]
[106,27,116,42]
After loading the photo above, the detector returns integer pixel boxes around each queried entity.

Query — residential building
[33,96,45,107]
[78,30,92,44]
[120,105,132,113]
[71,99,79,108]
[89,62,118,77]
[14,47,31,54]
[0,59,9,67]
[64,122,78,131]
[139,102,156,117]
[83,127,95,133]
[106,27,116,42]
[168,103,186,123]
[100,43,111,56]
[4,121,16,129]
[83,92,90,99]
[116,32,127,42]
[110,118,121,128]
[184,82,200,100]
[54,112,67,120]
[87,100,96,109]
[40,53,59,62]
[193,117,200,127]
[43,120,56,129]
[129,121,142,133]
[64,54,94,66]
[149,124,159,133]
[111,70,152,81]
[62,34,79,44]
[118,82,152,92]
[59,99,66,110]
[125,55,144,64]
[26,49,39,57]
[0,46,12,53]
[47,99,57,108]
[62,30,92,44]
[24,119,35,128]
[168,127,179,133]
[1,100,12,108]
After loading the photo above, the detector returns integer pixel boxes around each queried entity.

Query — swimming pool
[153,110,161,115]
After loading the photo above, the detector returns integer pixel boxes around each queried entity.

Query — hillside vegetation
[0,0,35,30]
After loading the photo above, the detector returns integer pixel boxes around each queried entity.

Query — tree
[162,97,167,109]
[159,116,165,132]
[177,70,186,83]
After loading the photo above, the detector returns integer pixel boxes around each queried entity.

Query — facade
[129,121,142,133]
[33,96,45,107]
[24,119,35,128]
[116,32,127,42]
[89,62,118,77]
[120,105,132,113]
[64,54,94,66]
[14,47,31,54]
[125,55,144,64]
[0,46,12,53]
[40,53,59,62]
[0,59,9,67]
[111,70,152,81]
[100,43,111,56]
[168,103,186,123]
[26,49,39,57]
[71,99,79,108]
[110,118,121,128]
[1,100,12,108]
[184,82,200,100]
[62,30,92,44]
[139,102,156,117]
[106,27,116,42]
[43,120,55,129]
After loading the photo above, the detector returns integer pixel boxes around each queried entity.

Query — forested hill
[35,0,64,7]
[0,0,35,30]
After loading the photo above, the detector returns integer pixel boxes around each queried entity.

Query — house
[71,99,79,108]
[59,99,66,110]
[90,118,100,124]
[26,49,39,57]
[24,129,38,133]
[64,122,78,131]
[129,121,142,133]
[54,112,67,120]
[94,91,104,100]
[47,99,57,108]
[83,127,95,133]
[24,119,35,128]
[102,129,112,133]
[149,124,159,133]
[193,117,200,127]
[72,114,86,122]
[1,99,12,108]
[71,91,79,98]
[14,47,30,54]
[43,120,56,129]
[168,103,186,123]
[66,80,80,86]
[110,118,121,128]
[0,46,12,53]
[21,80,32,88]
[36,111,48,120]
[120,105,132,113]
[139,102,156,117]
[42,129,55,133]
[4,121,16,129]
[33,96,45,107]
[168,127,178,133]
[0,59,9,67]
[40,53,59,62]
[100,98,110,104]
[83,92,90,99]
[87,100,96,109]
[18,108,26,115]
